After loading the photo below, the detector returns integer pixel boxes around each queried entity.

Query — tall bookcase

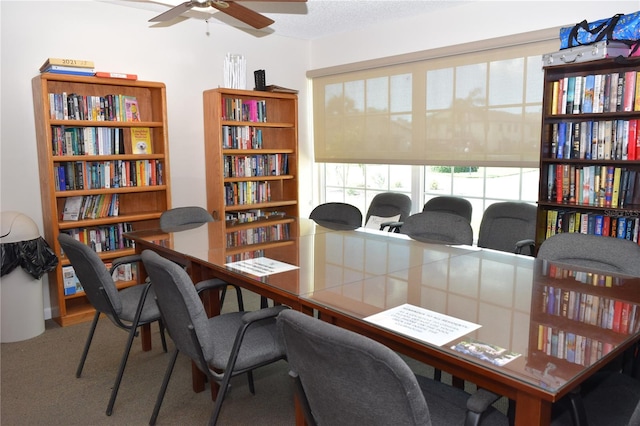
[536,58,640,248]
[32,73,172,326]
[203,88,299,262]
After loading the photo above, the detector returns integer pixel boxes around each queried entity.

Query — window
[321,163,537,239]
[311,29,557,238]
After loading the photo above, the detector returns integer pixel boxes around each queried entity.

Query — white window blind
[310,29,559,167]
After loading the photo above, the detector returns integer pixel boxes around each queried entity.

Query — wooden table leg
[514,391,551,426]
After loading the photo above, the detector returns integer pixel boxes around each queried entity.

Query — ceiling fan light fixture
[211,1,230,9]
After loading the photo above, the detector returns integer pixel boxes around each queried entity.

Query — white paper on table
[364,303,481,347]
[225,257,299,277]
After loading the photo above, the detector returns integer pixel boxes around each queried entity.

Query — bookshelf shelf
[32,73,172,326]
[536,58,640,247]
[203,88,299,263]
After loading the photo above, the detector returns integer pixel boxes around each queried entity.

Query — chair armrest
[465,388,502,426]
[194,278,231,294]
[108,254,143,274]
[242,305,289,323]
[380,221,404,233]
[515,239,535,255]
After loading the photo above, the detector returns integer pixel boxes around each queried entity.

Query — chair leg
[149,349,180,426]
[208,370,234,426]
[158,319,167,352]
[106,324,139,416]
[76,311,100,378]
[247,370,255,394]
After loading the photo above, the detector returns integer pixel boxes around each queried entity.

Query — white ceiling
[102,0,472,40]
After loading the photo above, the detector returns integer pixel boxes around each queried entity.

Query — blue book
[42,68,95,77]
[582,75,595,113]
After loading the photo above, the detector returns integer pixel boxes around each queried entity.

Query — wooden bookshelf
[32,73,172,326]
[203,88,299,261]
[536,58,640,248]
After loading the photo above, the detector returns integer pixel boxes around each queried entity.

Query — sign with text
[364,304,481,347]
[225,257,299,277]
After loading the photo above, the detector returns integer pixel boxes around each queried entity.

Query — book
[42,68,95,77]
[123,96,141,122]
[62,196,84,221]
[130,127,152,154]
[95,71,138,80]
[39,57,94,72]
[264,84,298,94]
[42,65,96,74]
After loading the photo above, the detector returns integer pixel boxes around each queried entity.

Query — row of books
[550,70,640,115]
[223,154,289,178]
[544,263,623,287]
[225,209,286,224]
[536,325,614,367]
[224,181,272,206]
[61,261,139,296]
[546,166,639,209]
[48,92,140,122]
[541,285,639,335]
[52,126,125,156]
[549,119,639,161]
[221,98,267,122]
[226,223,291,248]
[545,210,640,242]
[225,249,265,263]
[61,223,134,254]
[62,194,119,221]
[54,159,164,191]
[221,125,264,149]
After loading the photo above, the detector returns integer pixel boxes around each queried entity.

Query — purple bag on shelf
[559,11,640,49]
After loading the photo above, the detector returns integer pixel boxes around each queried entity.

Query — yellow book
[39,57,94,72]
[130,127,152,154]
[611,167,622,208]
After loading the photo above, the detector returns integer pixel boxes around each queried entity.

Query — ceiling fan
[149,0,307,29]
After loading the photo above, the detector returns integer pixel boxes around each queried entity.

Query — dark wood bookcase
[535,58,640,248]
[202,88,299,262]
[32,73,172,326]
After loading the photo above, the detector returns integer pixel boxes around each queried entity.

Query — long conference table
[125,217,640,426]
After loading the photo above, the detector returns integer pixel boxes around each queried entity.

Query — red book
[628,119,637,160]
[95,71,138,80]
[613,300,623,333]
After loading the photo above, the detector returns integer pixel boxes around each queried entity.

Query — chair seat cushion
[202,312,285,371]
[118,284,161,324]
[416,375,507,426]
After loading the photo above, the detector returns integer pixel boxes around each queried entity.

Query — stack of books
[40,57,95,76]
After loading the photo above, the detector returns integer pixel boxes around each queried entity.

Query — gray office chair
[537,232,640,276]
[423,196,473,223]
[309,202,363,230]
[477,202,536,255]
[160,206,214,231]
[160,206,245,309]
[365,192,412,231]
[551,371,640,426]
[401,211,474,245]
[277,309,508,426]
[141,249,288,426]
[57,233,167,416]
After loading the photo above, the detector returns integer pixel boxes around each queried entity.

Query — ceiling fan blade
[149,1,197,22]
[213,1,274,29]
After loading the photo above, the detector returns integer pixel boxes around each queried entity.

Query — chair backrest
[537,233,640,277]
[141,249,213,370]
[477,202,536,253]
[277,309,432,426]
[309,202,363,230]
[401,211,473,245]
[365,192,412,227]
[159,206,213,230]
[422,196,473,223]
[57,233,123,316]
